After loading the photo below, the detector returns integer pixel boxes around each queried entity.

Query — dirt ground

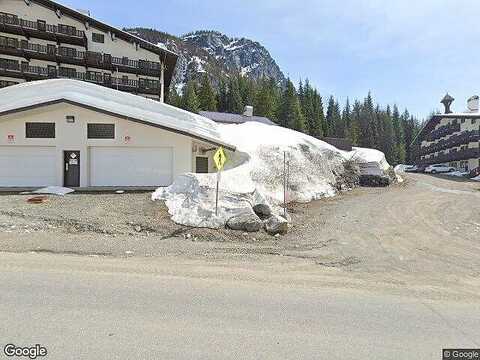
[1,173,480,299]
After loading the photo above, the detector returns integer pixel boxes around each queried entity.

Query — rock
[253,203,272,218]
[264,214,289,235]
[226,213,263,232]
[134,225,142,232]
[359,175,390,187]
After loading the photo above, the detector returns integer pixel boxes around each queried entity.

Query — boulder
[253,203,272,218]
[359,175,390,187]
[264,214,289,235]
[226,213,263,232]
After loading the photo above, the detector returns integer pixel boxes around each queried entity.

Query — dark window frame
[92,32,105,43]
[87,123,115,139]
[25,122,55,138]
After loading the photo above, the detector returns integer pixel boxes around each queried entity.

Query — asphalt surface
[0,252,479,360]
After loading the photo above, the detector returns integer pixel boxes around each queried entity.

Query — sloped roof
[199,111,276,126]
[0,80,235,150]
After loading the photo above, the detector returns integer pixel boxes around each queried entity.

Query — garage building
[0,79,235,188]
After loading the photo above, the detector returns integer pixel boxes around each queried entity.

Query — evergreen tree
[299,80,317,136]
[359,92,377,148]
[182,81,200,113]
[227,77,244,113]
[254,77,278,121]
[325,96,336,137]
[333,99,344,137]
[217,79,229,112]
[342,98,351,132]
[349,100,362,146]
[311,89,325,138]
[198,74,217,111]
[279,79,305,131]
[166,87,182,108]
[391,104,405,164]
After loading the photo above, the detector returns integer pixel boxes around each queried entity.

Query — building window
[473,119,477,124]
[26,122,55,138]
[87,124,115,139]
[37,19,46,31]
[57,24,77,36]
[92,32,104,43]
[196,157,209,173]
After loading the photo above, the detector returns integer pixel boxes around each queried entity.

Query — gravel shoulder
[1,174,479,299]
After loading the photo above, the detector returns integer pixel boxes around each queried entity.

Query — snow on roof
[0,80,235,150]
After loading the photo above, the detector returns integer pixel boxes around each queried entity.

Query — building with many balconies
[415,94,480,172]
[0,0,177,101]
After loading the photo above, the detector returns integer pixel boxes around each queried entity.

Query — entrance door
[64,151,80,187]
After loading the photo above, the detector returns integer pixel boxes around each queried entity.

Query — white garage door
[89,147,173,187]
[0,146,56,187]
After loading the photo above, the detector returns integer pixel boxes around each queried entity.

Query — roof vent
[441,93,454,114]
[76,9,91,16]
[243,105,253,117]
[467,95,479,112]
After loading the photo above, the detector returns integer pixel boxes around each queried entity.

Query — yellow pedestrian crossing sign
[213,147,227,171]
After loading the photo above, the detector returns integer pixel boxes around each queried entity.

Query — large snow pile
[350,147,390,176]
[153,122,393,228]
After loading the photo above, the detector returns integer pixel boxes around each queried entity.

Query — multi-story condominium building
[415,94,480,172]
[0,0,177,101]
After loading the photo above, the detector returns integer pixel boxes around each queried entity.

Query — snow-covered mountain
[125,28,286,92]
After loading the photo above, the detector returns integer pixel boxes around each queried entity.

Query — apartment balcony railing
[0,38,161,76]
[419,147,480,165]
[420,130,480,156]
[0,13,85,39]
[0,62,160,95]
[425,122,461,142]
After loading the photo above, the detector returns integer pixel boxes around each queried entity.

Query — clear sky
[60,0,480,119]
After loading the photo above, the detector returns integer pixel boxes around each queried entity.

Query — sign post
[213,147,227,216]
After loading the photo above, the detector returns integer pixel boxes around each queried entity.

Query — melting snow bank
[153,122,396,229]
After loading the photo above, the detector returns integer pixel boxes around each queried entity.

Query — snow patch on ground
[32,186,75,196]
[472,175,480,181]
[445,171,469,177]
[154,123,393,228]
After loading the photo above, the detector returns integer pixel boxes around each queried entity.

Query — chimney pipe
[243,105,253,117]
[467,95,479,112]
[441,93,454,114]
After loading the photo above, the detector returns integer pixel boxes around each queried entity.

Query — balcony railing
[0,37,161,75]
[420,130,480,156]
[0,62,160,94]
[0,13,85,39]
[21,64,49,77]
[425,122,461,142]
[419,147,480,165]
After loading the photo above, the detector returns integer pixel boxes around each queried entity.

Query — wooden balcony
[0,38,161,77]
[0,62,161,96]
[0,13,86,47]
[419,148,480,165]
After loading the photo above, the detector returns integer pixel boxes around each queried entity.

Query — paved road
[0,253,479,360]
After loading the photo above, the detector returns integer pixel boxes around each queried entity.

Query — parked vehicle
[416,165,428,173]
[424,164,456,174]
[404,165,418,173]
